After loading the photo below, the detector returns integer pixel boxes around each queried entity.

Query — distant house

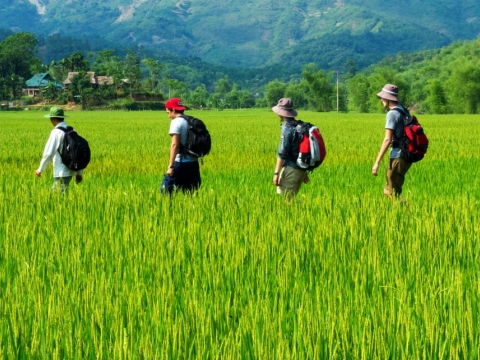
[23,73,64,96]
[63,72,114,89]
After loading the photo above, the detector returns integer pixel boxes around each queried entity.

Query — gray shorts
[277,166,306,197]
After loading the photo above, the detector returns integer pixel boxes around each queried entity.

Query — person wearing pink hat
[372,84,412,202]
[160,98,201,195]
[272,98,309,200]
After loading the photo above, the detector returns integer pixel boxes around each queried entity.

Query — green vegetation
[2,0,479,69]
[4,30,480,114]
[347,38,480,113]
[1,110,479,358]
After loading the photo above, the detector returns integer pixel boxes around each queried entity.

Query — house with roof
[63,72,114,89]
[23,73,64,96]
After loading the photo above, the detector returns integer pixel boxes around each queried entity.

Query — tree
[188,85,209,108]
[285,82,308,109]
[445,61,480,114]
[48,60,64,83]
[237,89,255,108]
[214,76,232,97]
[59,51,89,77]
[91,50,116,75]
[0,32,41,98]
[91,50,124,94]
[69,71,93,109]
[0,32,40,78]
[424,79,447,114]
[264,80,287,107]
[164,78,188,99]
[348,74,370,113]
[142,58,163,92]
[41,81,61,103]
[225,83,240,108]
[301,63,334,112]
[343,59,357,79]
[123,51,141,99]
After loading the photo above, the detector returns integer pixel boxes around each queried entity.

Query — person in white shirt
[160,98,201,195]
[35,107,83,192]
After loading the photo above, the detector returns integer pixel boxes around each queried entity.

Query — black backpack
[57,126,91,171]
[180,115,211,158]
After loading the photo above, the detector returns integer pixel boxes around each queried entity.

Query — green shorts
[385,157,412,196]
[277,166,306,197]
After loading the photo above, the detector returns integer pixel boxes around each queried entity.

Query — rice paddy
[0,109,479,359]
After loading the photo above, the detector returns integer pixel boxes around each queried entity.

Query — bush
[107,99,164,111]
[20,96,33,105]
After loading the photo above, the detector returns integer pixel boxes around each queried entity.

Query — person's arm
[273,157,284,186]
[372,128,394,176]
[274,124,291,185]
[166,133,181,176]
[35,130,61,177]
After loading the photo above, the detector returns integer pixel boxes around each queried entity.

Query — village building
[63,72,114,89]
[23,73,64,96]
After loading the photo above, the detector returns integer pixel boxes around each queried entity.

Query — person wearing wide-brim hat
[372,84,412,203]
[272,98,309,200]
[35,106,83,192]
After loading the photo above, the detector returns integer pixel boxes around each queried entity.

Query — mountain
[2,0,480,71]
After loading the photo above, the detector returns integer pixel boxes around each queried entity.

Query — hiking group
[36,84,427,201]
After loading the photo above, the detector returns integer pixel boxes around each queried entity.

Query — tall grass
[0,109,479,359]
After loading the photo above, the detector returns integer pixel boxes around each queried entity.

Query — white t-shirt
[169,116,196,162]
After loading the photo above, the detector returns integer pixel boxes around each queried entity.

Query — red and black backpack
[293,120,327,171]
[393,108,429,163]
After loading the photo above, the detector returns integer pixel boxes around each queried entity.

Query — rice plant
[0,109,478,359]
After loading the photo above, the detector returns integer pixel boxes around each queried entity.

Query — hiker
[272,98,309,200]
[372,84,412,202]
[35,106,83,192]
[160,98,201,194]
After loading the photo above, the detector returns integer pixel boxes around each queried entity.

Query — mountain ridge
[2,0,480,70]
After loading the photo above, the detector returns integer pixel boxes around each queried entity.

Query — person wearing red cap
[160,98,201,194]
[372,84,412,202]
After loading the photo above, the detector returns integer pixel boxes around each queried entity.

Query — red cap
[165,98,186,111]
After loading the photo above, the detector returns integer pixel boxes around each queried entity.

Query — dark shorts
[385,157,412,196]
[160,161,201,195]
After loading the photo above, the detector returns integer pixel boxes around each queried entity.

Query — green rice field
[0,109,479,359]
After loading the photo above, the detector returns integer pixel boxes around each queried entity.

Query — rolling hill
[1,0,480,71]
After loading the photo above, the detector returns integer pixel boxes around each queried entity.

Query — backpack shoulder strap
[179,114,194,125]
[55,125,73,132]
[391,106,415,127]
[391,106,412,119]
[392,106,406,116]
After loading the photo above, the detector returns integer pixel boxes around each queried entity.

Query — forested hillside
[346,38,480,114]
[1,0,479,71]
[2,29,480,114]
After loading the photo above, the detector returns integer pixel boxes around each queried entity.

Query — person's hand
[166,167,174,177]
[35,170,42,178]
[303,173,310,184]
[75,175,83,183]
[273,174,280,186]
[372,163,379,176]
